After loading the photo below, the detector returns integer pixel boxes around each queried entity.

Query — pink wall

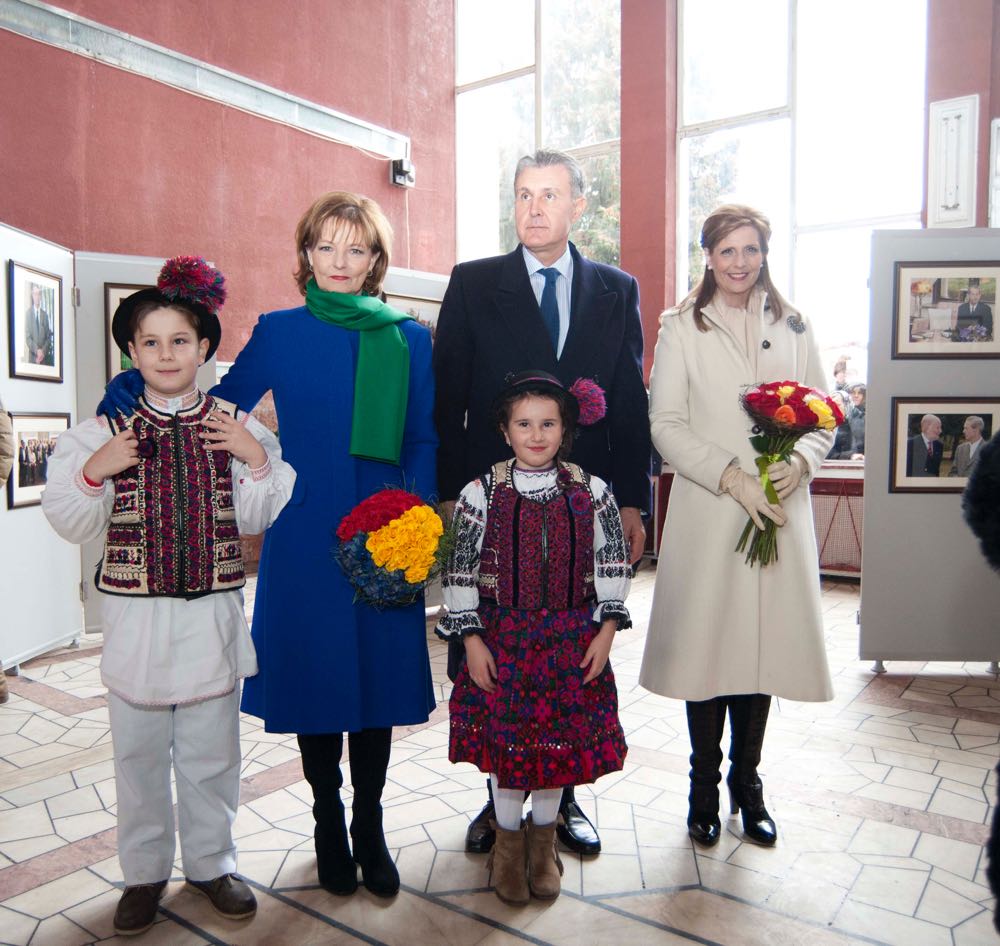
[925,0,999,226]
[0,1,455,359]
[621,0,677,381]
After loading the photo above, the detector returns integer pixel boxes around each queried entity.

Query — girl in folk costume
[43,257,295,937]
[437,370,630,905]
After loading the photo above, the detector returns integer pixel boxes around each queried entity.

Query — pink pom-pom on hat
[569,377,607,426]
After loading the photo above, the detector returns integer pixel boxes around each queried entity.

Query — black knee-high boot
[726,694,777,845]
[685,698,727,846]
[348,727,400,897]
[297,733,358,894]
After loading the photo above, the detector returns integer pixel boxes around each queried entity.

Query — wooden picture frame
[7,261,63,382]
[104,282,151,381]
[892,261,1000,359]
[7,411,71,509]
[888,397,999,493]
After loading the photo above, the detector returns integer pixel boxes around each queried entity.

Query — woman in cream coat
[639,205,833,849]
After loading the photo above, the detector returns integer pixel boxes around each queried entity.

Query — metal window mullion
[534,0,543,147]
[789,0,799,296]
[455,64,536,96]
[678,105,793,140]
[564,138,621,161]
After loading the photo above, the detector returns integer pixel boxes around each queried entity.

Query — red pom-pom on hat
[157,256,226,315]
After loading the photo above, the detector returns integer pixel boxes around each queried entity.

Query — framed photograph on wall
[104,282,150,380]
[889,397,1000,493]
[7,412,71,509]
[383,267,449,342]
[892,261,1000,358]
[7,261,63,382]
[385,293,442,339]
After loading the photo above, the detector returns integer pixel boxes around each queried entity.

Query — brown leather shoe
[186,874,257,919]
[113,881,167,936]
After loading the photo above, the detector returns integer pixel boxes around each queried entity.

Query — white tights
[490,773,561,830]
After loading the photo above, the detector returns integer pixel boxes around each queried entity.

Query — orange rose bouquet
[736,381,844,566]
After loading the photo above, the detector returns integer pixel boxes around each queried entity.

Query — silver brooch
[787,313,806,334]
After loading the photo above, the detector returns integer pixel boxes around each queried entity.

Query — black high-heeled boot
[297,733,358,894]
[348,727,400,897]
[685,698,726,847]
[726,694,777,846]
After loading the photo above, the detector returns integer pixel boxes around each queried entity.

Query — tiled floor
[1,568,998,945]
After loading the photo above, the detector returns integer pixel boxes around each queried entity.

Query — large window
[455,0,621,264]
[679,0,927,383]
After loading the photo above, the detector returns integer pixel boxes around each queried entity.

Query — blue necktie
[538,267,561,353]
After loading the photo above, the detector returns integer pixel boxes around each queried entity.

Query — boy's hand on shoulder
[201,411,267,469]
[580,620,616,683]
[83,429,139,483]
[463,634,498,693]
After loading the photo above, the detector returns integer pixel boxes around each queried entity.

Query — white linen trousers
[108,688,242,885]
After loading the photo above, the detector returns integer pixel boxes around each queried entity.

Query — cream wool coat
[639,288,835,702]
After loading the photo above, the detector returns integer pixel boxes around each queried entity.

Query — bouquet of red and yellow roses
[335,489,452,608]
[736,381,844,566]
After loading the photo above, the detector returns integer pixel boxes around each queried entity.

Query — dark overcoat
[433,243,651,513]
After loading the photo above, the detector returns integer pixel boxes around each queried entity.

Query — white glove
[720,464,788,530]
[766,453,806,500]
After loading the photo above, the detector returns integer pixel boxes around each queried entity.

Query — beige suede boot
[486,821,529,905]
[0,664,8,704]
[526,813,564,900]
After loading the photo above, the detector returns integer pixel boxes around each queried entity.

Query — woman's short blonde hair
[293,192,393,297]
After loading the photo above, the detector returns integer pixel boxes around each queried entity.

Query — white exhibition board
[861,228,1000,663]
[0,223,80,667]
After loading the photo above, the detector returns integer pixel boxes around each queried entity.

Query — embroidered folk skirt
[449,603,627,790]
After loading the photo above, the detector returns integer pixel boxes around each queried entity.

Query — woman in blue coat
[213,192,437,898]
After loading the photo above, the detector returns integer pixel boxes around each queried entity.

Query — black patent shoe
[466,799,497,854]
[556,793,601,855]
[687,812,721,847]
[727,776,777,846]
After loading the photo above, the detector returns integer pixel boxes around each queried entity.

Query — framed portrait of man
[7,261,63,382]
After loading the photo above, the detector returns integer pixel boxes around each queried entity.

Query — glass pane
[682,0,788,125]
[795,218,920,389]
[456,76,534,262]
[679,119,792,295]
[455,0,535,86]
[540,0,620,148]
[797,0,926,224]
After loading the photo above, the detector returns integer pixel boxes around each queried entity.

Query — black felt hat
[491,369,581,428]
[111,256,226,360]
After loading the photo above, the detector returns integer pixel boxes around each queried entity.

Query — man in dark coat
[906,414,943,477]
[956,285,993,338]
[433,149,652,856]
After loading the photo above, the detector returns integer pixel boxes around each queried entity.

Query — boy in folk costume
[43,257,295,936]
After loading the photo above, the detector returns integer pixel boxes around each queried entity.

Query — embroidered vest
[478,459,595,610]
[97,394,246,598]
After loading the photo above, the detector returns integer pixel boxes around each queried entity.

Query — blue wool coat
[213,306,437,734]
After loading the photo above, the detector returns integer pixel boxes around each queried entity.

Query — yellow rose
[776,384,796,402]
[807,399,835,430]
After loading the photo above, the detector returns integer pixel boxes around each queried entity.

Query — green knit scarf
[305,279,413,464]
